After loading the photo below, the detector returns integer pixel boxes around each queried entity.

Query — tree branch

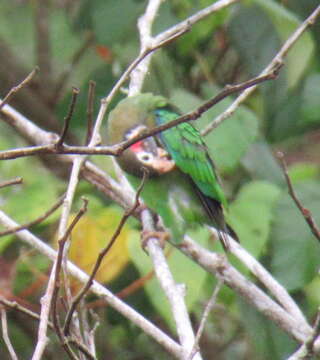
[277,152,320,242]
[0,210,182,358]
[141,209,203,360]
[201,4,320,135]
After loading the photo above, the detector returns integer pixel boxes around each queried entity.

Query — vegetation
[0,1,320,359]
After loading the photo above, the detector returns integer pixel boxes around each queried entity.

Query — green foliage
[0,0,320,358]
[270,180,320,291]
[128,228,209,330]
[228,181,281,257]
[238,298,296,359]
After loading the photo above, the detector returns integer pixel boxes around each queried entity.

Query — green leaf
[288,163,320,184]
[92,0,144,45]
[128,227,209,330]
[300,73,320,126]
[0,127,62,252]
[228,181,281,257]
[170,88,259,173]
[238,298,296,359]
[242,142,285,186]
[270,180,320,291]
[254,0,315,89]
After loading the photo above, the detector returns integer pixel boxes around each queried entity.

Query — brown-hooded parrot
[108,93,237,250]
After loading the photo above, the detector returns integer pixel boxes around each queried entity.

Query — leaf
[300,73,320,126]
[228,181,281,257]
[92,0,144,45]
[170,87,259,174]
[1,158,61,224]
[128,227,209,330]
[270,180,320,291]
[254,0,314,89]
[288,163,320,184]
[238,298,296,359]
[228,1,315,141]
[67,206,134,290]
[241,142,285,186]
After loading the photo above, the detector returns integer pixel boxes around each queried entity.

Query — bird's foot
[141,230,170,251]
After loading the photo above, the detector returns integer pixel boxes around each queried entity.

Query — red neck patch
[130,140,144,153]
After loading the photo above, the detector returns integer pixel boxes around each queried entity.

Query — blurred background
[0,0,320,359]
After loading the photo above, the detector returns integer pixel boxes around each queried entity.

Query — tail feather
[192,180,238,251]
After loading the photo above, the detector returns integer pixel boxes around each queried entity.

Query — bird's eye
[137,152,153,164]
[141,154,150,161]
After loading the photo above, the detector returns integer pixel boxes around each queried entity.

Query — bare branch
[0,177,23,189]
[51,199,88,360]
[154,0,240,45]
[0,194,65,237]
[0,65,281,161]
[31,261,56,360]
[0,67,38,112]
[288,308,320,360]
[85,80,96,145]
[277,152,320,242]
[141,209,203,360]
[0,298,95,360]
[63,172,147,336]
[1,307,19,360]
[217,228,309,326]
[202,4,320,135]
[180,236,315,347]
[130,0,241,94]
[56,87,80,147]
[0,297,54,329]
[0,210,182,358]
[188,280,223,360]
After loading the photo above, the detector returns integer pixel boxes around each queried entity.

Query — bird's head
[108,94,175,177]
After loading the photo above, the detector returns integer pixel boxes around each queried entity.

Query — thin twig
[0,65,281,162]
[129,0,169,95]
[277,152,320,242]
[188,280,223,360]
[0,297,54,329]
[0,194,65,237]
[1,307,19,360]
[63,170,148,335]
[0,177,23,189]
[287,308,320,360]
[141,209,203,360]
[217,227,309,326]
[0,67,38,112]
[0,298,95,360]
[51,199,88,360]
[0,209,182,357]
[181,235,314,346]
[154,0,240,45]
[31,263,56,360]
[85,81,96,145]
[202,4,320,136]
[56,88,80,147]
[130,0,241,94]
[305,309,320,357]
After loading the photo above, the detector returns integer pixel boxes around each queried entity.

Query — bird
[107,93,237,250]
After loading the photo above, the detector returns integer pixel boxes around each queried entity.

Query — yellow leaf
[55,207,136,291]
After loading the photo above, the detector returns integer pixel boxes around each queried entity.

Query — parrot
[107,93,237,250]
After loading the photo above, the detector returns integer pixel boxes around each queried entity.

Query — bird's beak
[150,146,175,174]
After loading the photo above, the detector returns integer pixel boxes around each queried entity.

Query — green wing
[154,108,228,209]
